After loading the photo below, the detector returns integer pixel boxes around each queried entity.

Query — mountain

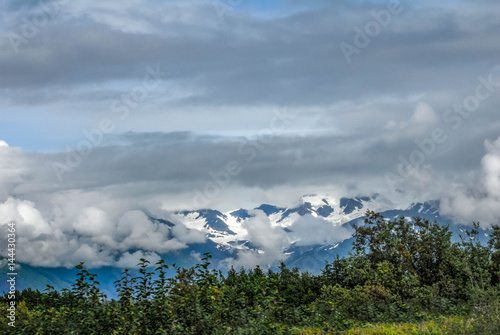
[230,209,252,222]
[176,209,237,236]
[1,194,491,297]
[255,204,285,216]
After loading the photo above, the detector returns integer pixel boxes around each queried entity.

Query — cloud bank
[1,0,500,268]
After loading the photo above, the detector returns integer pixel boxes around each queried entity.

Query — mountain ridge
[1,195,490,298]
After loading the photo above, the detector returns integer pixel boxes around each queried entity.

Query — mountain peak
[254,204,285,216]
[177,209,236,235]
[230,209,252,222]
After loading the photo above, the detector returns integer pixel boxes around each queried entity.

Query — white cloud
[288,215,352,247]
[221,212,352,268]
[171,221,206,245]
[73,207,114,236]
[222,210,290,269]
[441,136,500,227]
[409,102,438,126]
[0,196,202,268]
[483,137,500,198]
[0,198,52,239]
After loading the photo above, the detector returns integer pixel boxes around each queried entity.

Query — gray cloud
[0,111,499,268]
[1,0,500,268]
[2,1,500,147]
[2,1,499,107]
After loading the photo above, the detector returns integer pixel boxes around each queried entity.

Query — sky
[1,0,500,268]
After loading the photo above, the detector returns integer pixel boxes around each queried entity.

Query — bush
[1,213,500,334]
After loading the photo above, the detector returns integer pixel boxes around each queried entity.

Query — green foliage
[1,213,500,334]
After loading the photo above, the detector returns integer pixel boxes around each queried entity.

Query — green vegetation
[2,211,500,334]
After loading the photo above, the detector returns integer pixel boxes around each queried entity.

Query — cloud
[0,143,32,199]
[221,211,354,268]
[384,102,439,142]
[0,198,53,240]
[440,136,500,227]
[73,207,114,236]
[0,196,204,268]
[1,0,500,270]
[483,137,500,198]
[1,0,500,151]
[222,210,290,268]
[170,220,206,245]
[409,103,438,127]
[288,215,353,247]
[1,130,499,269]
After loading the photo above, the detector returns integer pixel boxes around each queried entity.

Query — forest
[2,211,500,334]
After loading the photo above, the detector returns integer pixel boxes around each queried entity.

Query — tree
[489,225,500,285]
[353,211,457,287]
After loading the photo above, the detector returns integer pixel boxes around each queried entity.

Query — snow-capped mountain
[4,194,491,297]
[173,193,382,245]
[167,195,490,273]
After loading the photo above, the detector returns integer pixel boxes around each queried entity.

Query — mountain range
[1,194,490,298]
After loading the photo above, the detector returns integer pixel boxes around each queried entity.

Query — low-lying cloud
[222,210,290,269]
[1,131,500,268]
[0,196,205,268]
[288,215,353,247]
[441,136,500,227]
